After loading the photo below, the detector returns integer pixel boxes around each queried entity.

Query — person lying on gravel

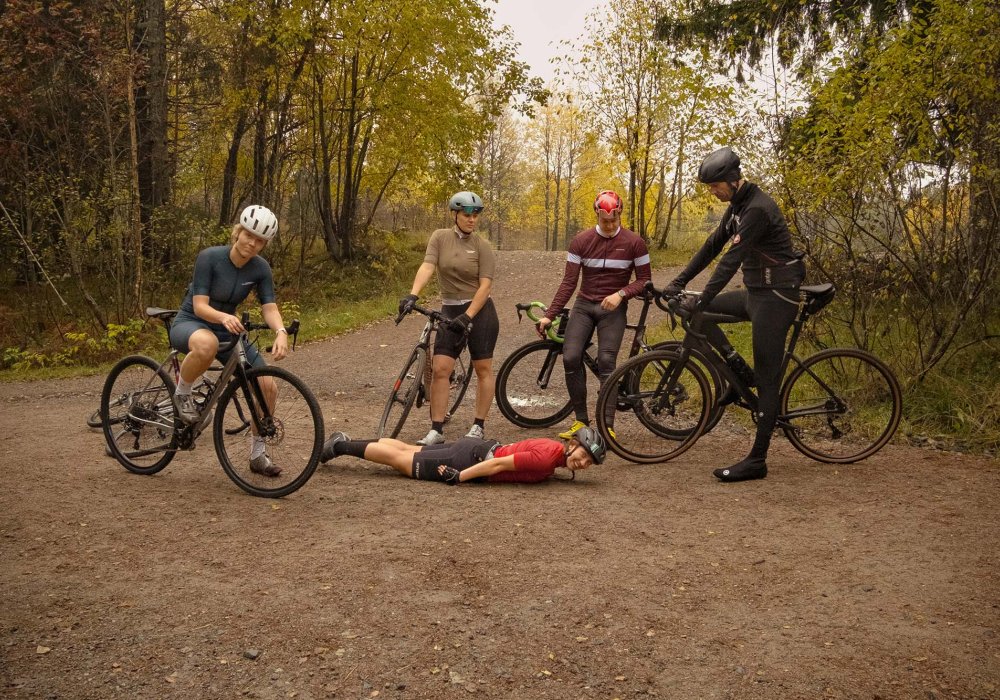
[318,428,606,484]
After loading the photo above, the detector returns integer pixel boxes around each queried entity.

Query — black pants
[700,288,799,459]
[562,298,628,424]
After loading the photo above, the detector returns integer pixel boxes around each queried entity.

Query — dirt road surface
[2,250,997,699]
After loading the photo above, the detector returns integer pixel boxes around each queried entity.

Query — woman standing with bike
[664,147,805,482]
[537,190,652,439]
[398,191,499,446]
[168,204,290,477]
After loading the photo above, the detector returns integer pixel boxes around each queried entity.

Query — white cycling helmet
[239,205,278,241]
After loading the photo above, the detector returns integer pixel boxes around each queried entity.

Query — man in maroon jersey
[537,190,652,439]
[318,427,606,485]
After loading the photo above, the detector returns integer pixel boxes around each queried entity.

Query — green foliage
[0,319,148,371]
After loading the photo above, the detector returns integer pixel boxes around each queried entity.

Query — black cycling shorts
[410,437,500,473]
[434,298,499,361]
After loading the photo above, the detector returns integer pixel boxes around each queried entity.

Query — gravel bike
[100,308,324,498]
[596,284,903,464]
[495,281,725,429]
[377,304,472,438]
[87,311,223,429]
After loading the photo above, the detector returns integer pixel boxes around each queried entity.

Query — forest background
[0,0,997,452]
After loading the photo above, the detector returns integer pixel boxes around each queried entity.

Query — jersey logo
[242,281,255,286]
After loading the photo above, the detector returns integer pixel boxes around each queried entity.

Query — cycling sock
[339,440,374,458]
[432,421,445,433]
[250,436,266,460]
[473,418,485,429]
[176,376,194,395]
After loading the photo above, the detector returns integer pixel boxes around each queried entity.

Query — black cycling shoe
[713,457,767,482]
[320,431,351,463]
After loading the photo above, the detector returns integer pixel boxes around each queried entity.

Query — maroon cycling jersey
[488,438,567,483]
[545,226,652,320]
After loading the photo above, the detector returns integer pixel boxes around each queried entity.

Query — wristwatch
[617,290,627,299]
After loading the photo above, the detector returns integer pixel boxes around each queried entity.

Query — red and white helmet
[239,205,278,241]
[593,190,623,216]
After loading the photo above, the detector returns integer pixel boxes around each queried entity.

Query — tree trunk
[133,0,169,242]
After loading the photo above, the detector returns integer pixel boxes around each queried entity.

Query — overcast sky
[491,0,603,84]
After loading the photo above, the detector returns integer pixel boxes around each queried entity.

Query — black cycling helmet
[448,191,485,214]
[697,147,742,184]
[572,426,607,465]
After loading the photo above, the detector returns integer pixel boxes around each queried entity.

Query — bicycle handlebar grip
[520,301,547,323]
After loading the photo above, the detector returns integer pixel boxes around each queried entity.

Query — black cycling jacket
[671,182,804,305]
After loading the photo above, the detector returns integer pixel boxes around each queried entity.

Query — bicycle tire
[649,341,727,435]
[780,347,902,463]
[101,354,177,474]
[596,348,711,464]
[445,346,474,422]
[214,366,324,498]
[378,346,427,438]
[87,407,105,429]
[495,339,573,428]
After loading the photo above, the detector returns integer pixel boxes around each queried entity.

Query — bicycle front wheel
[445,346,474,422]
[378,347,427,438]
[781,348,902,463]
[214,366,324,498]
[597,349,711,464]
[496,340,573,428]
[101,355,177,474]
[649,341,727,435]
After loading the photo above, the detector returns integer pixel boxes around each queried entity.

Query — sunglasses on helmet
[458,205,484,215]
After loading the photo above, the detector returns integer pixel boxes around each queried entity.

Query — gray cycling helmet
[448,191,485,214]
[572,426,607,465]
[697,147,742,184]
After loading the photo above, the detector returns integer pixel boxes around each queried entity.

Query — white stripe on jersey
[581,258,632,269]
[634,254,651,266]
[567,253,582,264]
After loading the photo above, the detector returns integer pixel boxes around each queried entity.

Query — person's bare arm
[457,455,516,482]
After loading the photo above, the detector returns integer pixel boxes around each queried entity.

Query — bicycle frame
[666,290,843,427]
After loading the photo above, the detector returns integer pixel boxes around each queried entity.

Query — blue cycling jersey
[180,245,276,317]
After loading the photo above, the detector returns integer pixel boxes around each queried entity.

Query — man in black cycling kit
[665,148,805,482]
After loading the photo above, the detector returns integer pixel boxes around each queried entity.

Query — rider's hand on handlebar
[536,317,552,339]
[663,281,684,299]
[679,295,701,315]
[398,294,418,315]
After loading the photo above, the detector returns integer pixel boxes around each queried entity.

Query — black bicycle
[495,281,725,429]
[596,285,903,464]
[100,309,324,498]
[377,304,472,438]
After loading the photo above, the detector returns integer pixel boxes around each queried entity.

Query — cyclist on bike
[399,191,499,446]
[318,426,606,484]
[168,204,290,477]
[537,190,652,440]
[664,147,805,482]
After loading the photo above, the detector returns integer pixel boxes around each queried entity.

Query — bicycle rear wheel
[378,347,427,438]
[781,348,902,463]
[214,366,324,498]
[597,349,711,464]
[495,340,573,428]
[101,355,177,474]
